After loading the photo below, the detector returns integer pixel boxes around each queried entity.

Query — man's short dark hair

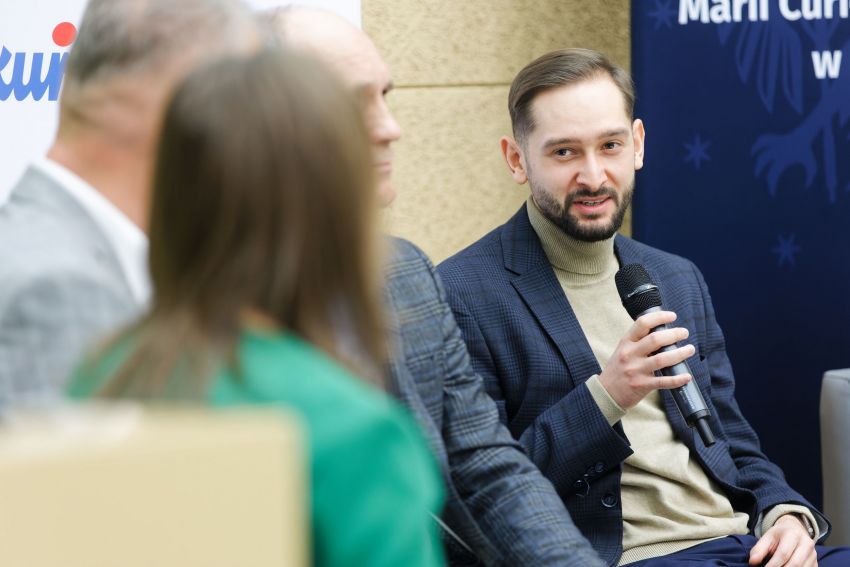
[508,48,635,145]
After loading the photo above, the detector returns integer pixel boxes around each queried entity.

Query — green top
[68,330,446,567]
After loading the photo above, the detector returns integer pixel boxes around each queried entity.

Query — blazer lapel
[502,205,602,389]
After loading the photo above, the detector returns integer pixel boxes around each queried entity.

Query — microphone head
[615,263,663,320]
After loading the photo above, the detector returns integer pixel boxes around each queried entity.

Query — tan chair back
[0,404,307,567]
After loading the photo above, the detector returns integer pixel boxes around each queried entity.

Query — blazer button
[601,493,617,508]
[573,479,589,497]
[594,461,605,473]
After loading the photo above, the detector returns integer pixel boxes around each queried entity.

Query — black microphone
[615,263,715,447]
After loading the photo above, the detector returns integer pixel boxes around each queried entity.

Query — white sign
[0,0,360,202]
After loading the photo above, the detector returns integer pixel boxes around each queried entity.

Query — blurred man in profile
[0,0,260,411]
[269,9,603,567]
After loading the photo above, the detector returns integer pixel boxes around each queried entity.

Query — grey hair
[64,0,258,90]
[253,6,292,48]
[255,4,328,45]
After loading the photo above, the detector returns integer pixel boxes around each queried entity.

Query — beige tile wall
[364,0,631,263]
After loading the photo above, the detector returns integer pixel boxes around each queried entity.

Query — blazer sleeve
[446,288,634,501]
[411,246,604,567]
[0,272,132,410]
[690,262,830,540]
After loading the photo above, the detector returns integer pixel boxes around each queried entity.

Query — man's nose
[576,154,606,188]
[371,100,402,144]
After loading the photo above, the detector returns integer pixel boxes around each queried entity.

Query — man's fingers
[749,532,776,565]
[636,327,690,355]
[654,373,692,391]
[628,310,677,340]
[787,536,815,567]
[648,344,696,371]
[784,542,815,567]
[763,535,796,567]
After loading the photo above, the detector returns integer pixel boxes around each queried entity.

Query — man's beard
[531,180,634,242]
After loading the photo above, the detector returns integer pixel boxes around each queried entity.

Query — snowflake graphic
[648,0,676,30]
[772,234,801,267]
[684,134,711,170]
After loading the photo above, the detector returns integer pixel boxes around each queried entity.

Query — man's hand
[749,514,816,567]
[597,310,695,409]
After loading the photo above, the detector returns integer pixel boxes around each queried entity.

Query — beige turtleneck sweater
[525,197,816,565]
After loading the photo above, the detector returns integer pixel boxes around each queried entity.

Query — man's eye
[603,141,621,150]
[555,148,572,157]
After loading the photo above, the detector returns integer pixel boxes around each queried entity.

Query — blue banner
[632,0,850,509]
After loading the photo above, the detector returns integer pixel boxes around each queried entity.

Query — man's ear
[632,118,645,171]
[500,136,528,184]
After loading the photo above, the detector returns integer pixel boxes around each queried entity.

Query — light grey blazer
[0,166,143,411]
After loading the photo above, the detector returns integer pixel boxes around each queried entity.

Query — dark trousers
[623,534,850,566]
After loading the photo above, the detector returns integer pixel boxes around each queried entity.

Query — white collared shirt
[32,158,151,305]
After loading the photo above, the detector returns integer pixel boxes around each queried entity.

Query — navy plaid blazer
[384,237,603,567]
[436,205,827,566]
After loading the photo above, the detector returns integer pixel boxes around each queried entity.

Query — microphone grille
[615,263,651,297]
[615,263,663,320]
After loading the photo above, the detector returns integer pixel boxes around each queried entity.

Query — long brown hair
[99,48,385,397]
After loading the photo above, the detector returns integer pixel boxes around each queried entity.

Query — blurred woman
[68,49,445,567]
